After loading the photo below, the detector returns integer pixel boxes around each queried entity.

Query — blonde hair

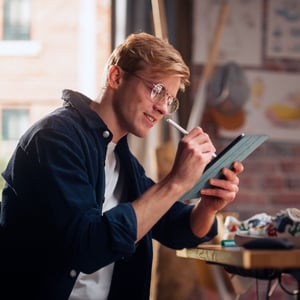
[105,32,190,91]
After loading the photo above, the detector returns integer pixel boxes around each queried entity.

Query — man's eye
[151,84,165,98]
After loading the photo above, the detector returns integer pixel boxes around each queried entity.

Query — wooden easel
[187,2,229,130]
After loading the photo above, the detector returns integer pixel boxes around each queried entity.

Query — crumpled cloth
[223,208,300,239]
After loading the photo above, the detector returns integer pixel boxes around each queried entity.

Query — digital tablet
[178,133,268,202]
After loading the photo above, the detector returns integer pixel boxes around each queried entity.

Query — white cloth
[69,142,122,300]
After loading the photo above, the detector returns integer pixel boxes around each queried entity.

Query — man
[0,32,243,299]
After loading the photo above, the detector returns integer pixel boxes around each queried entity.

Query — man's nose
[153,97,169,115]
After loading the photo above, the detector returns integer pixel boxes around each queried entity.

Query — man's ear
[108,65,122,88]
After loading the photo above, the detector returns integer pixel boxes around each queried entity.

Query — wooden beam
[187,2,229,130]
[151,0,168,41]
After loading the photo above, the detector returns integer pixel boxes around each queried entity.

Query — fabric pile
[223,208,300,247]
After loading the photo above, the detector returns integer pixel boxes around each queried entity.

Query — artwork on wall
[192,0,300,143]
[217,70,300,143]
[192,0,263,66]
[266,0,300,59]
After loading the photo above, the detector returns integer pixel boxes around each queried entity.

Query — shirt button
[102,130,110,138]
[70,269,77,278]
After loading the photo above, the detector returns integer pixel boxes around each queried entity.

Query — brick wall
[218,137,300,219]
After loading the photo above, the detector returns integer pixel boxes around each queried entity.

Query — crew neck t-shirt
[69,142,123,300]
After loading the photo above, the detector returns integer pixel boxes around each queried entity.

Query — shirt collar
[61,89,108,131]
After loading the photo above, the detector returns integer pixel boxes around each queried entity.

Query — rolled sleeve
[104,203,137,254]
[153,202,218,249]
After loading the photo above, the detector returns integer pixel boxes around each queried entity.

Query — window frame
[2,0,31,40]
[1,108,30,141]
[0,0,41,56]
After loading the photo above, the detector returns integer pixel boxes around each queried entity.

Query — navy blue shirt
[0,90,217,299]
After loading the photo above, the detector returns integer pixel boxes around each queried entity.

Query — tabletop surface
[177,244,300,269]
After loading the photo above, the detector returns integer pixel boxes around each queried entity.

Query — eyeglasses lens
[150,84,165,100]
[150,84,179,113]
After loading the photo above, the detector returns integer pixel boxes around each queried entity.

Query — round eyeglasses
[130,73,179,114]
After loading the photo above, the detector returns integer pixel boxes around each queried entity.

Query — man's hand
[168,127,216,192]
[190,161,244,238]
[200,161,244,212]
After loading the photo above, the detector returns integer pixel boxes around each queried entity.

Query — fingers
[200,162,244,205]
[201,186,238,202]
[207,164,241,192]
[201,178,239,197]
[182,127,216,157]
[222,167,240,185]
[171,127,216,189]
[232,161,244,174]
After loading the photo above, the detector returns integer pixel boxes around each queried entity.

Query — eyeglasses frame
[125,72,180,114]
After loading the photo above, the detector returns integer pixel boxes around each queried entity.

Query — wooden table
[177,244,300,269]
[177,244,300,298]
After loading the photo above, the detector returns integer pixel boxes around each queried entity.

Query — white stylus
[165,118,189,135]
[165,118,217,158]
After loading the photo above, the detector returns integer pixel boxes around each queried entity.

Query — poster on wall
[218,70,300,143]
[266,0,300,59]
[192,0,263,66]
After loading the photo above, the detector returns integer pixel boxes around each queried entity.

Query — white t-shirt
[69,142,122,300]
